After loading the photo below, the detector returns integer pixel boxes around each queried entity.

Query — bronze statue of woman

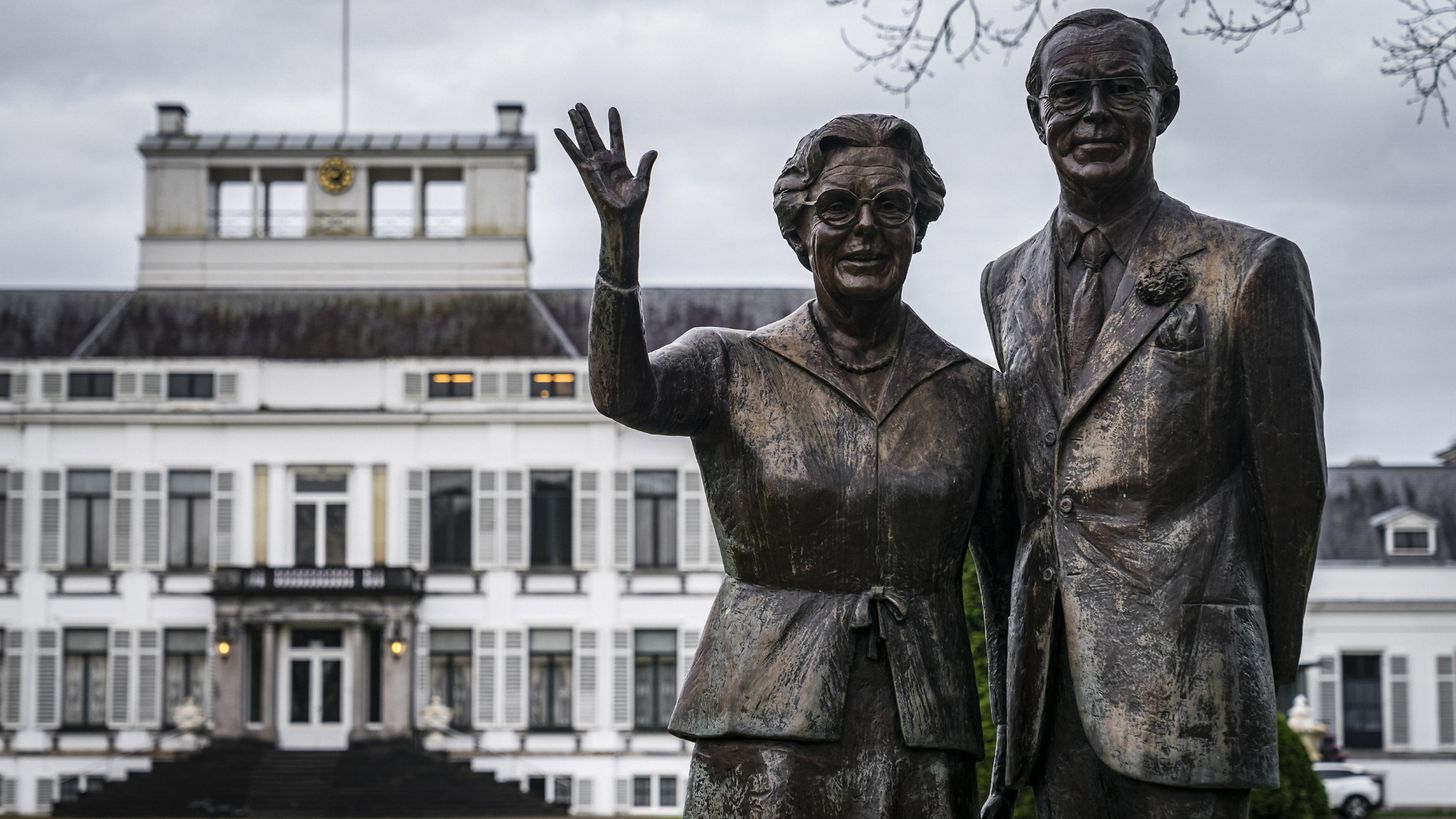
[557,105,1012,818]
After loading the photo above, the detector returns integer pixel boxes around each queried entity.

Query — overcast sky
[0,1,1451,464]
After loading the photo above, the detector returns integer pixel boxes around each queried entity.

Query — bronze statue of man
[978,9,1326,818]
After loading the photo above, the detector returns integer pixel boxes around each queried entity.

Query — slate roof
[137,132,535,156]
[1319,465,1456,563]
[0,288,812,361]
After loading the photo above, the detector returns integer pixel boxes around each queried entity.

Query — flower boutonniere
[1136,257,1194,306]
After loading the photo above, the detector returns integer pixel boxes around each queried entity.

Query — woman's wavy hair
[772,114,946,270]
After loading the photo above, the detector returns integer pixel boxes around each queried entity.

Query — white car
[1315,762,1385,819]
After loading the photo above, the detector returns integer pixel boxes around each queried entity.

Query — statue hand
[555,103,657,231]
[980,791,1017,819]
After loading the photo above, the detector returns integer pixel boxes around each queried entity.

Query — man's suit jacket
[591,287,1008,753]
[980,192,1326,789]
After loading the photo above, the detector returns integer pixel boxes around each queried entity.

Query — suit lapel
[1060,195,1207,432]
[748,302,967,424]
[1014,216,1068,410]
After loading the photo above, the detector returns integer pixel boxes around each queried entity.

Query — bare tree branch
[830,0,1456,124]
[1375,0,1456,125]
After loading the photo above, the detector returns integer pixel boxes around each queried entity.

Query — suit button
[1042,567,1056,582]
[1057,496,1074,515]
[1043,430,1056,447]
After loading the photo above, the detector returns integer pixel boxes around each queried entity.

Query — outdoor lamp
[216,625,234,660]
[389,623,406,659]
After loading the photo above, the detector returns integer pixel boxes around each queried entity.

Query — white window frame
[288,466,351,568]
[1371,507,1439,556]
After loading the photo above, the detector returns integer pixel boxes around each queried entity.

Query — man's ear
[1027,96,1047,144]
[785,234,812,271]
[1156,85,1180,135]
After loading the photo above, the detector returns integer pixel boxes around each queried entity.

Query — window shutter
[403,372,424,402]
[9,372,27,403]
[681,629,701,694]
[39,471,62,570]
[141,372,163,400]
[111,471,134,570]
[576,630,597,727]
[217,372,239,403]
[2,630,24,728]
[1389,655,1410,746]
[117,372,139,401]
[36,778,55,814]
[504,471,525,569]
[41,371,63,401]
[576,471,599,570]
[503,630,525,728]
[615,778,630,810]
[682,469,705,569]
[413,626,430,728]
[141,472,164,570]
[214,471,235,567]
[1317,655,1338,730]
[407,470,425,569]
[34,628,60,729]
[0,775,15,812]
[612,472,632,570]
[1438,655,1456,746]
[474,630,497,727]
[612,630,631,728]
[107,630,132,728]
[574,778,595,811]
[5,471,23,570]
[477,371,502,400]
[505,371,525,398]
[204,624,218,724]
[475,471,499,569]
[135,629,161,727]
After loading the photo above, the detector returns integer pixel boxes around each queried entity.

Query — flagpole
[342,0,350,132]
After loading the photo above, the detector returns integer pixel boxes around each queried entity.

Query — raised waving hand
[556,104,657,288]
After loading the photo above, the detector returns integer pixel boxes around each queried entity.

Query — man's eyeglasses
[805,190,916,229]
[1038,76,1165,115]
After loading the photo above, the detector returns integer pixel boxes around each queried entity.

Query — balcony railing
[212,566,422,596]
[207,209,306,238]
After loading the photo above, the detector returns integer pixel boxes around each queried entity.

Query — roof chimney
[496,102,524,137]
[156,102,189,136]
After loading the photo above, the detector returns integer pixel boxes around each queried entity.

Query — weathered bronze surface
[978,9,1326,818]
[559,107,1005,817]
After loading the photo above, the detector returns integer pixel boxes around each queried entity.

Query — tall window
[1342,653,1384,749]
[428,629,471,730]
[67,371,114,400]
[63,629,107,727]
[634,471,677,569]
[167,372,215,399]
[0,469,7,570]
[167,471,212,569]
[529,629,572,730]
[634,630,678,729]
[429,471,471,569]
[367,625,383,724]
[164,629,207,725]
[0,372,11,399]
[293,470,347,567]
[245,624,264,724]
[66,471,110,569]
[529,471,572,569]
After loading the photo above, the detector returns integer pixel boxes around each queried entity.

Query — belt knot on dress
[849,586,910,661]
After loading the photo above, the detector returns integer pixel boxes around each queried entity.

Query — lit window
[167,372,215,399]
[530,372,576,399]
[67,371,114,400]
[428,371,475,399]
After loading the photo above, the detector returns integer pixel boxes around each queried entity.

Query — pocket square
[1154,303,1203,351]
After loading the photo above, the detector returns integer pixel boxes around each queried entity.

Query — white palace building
[0,102,807,816]
[1,102,1454,815]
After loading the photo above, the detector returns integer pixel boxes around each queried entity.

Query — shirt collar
[1055,188,1163,267]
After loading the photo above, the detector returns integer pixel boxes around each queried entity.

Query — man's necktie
[1066,228,1113,379]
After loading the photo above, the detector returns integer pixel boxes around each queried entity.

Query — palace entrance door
[278,626,350,750]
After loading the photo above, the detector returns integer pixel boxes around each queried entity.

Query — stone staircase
[53,739,570,817]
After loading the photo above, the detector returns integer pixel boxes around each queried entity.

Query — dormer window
[167,372,215,400]
[67,371,114,400]
[1370,506,1439,557]
[428,372,474,399]
[530,372,576,399]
